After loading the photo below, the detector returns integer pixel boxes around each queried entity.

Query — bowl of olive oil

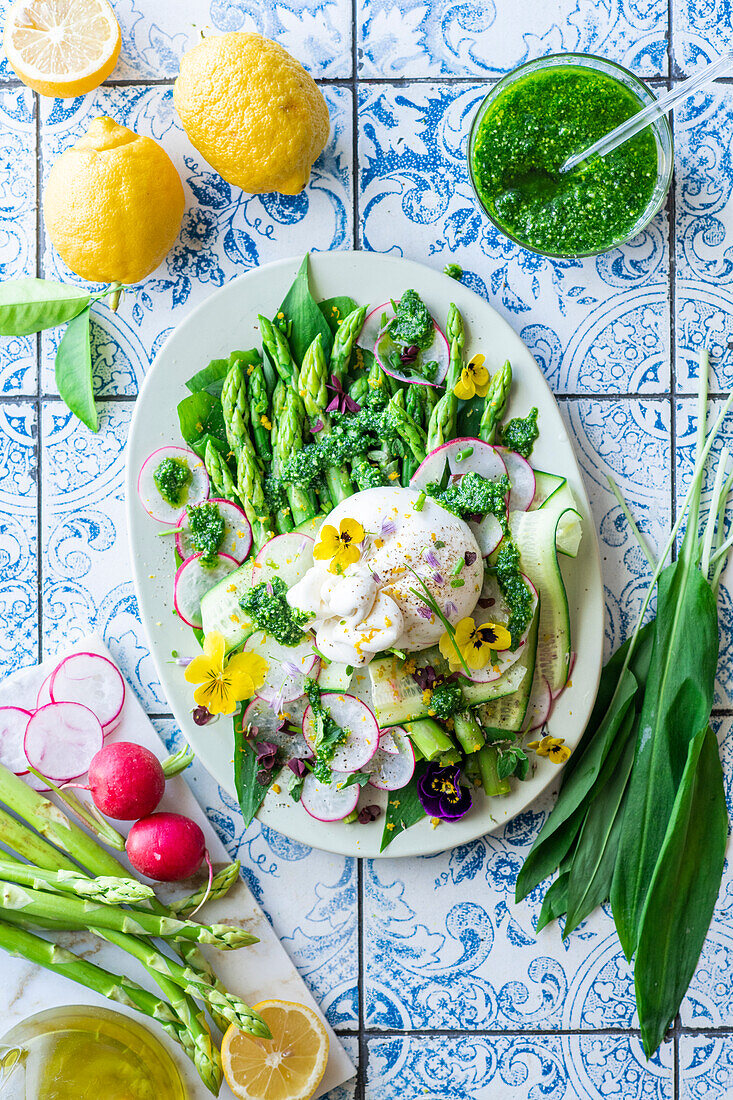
[0,1005,187,1100]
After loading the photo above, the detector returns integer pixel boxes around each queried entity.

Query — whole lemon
[173,33,329,196]
[44,117,185,285]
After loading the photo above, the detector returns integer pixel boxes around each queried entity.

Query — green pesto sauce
[240,575,310,647]
[428,680,465,720]
[305,678,348,784]
[429,471,510,529]
[471,66,659,255]
[500,407,539,459]
[154,457,191,508]
[494,540,534,648]
[187,502,225,567]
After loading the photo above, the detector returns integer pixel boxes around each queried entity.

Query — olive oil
[1,1005,187,1100]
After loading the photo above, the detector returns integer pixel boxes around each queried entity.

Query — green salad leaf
[278,254,333,366]
[319,296,358,334]
[233,713,279,828]
[54,305,97,433]
[380,764,428,852]
[177,390,228,459]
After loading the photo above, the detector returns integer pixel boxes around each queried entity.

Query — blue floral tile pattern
[673,0,731,72]
[675,87,733,393]
[0,402,37,677]
[153,718,360,1031]
[39,84,353,396]
[0,0,352,79]
[357,0,668,78]
[365,1034,673,1098]
[358,83,670,395]
[680,1035,733,1099]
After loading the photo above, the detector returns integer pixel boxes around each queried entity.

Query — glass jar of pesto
[467,53,673,258]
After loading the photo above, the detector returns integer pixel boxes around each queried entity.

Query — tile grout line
[34,90,43,662]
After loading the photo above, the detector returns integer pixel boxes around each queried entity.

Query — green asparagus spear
[204,440,241,506]
[237,444,276,549]
[330,305,367,382]
[259,314,296,382]
[221,359,250,460]
[387,389,427,463]
[0,881,258,948]
[169,861,241,917]
[298,334,353,504]
[161,744,195,778]
[0,856,154,905]
[275,386,316,525]
[247,358,273,462]
[479,359,512,444]
[426,303,463,451]
[0,804,78,873]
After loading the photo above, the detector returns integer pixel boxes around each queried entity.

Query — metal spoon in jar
[561,49,733,174]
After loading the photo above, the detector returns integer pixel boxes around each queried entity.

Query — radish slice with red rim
[240,697,311,759]
[410,438,507,492]
[302,692,380,772]
[175,499,253,565]
[36,674,52,709]
[496,447,536,512]
[361,302,449,388]
[24,702,104,780]
[469,514,504,558]
[50,652,125,732]
[366,732,415,790]
[137,446,209,525]
[247,634,319,707]
[378,726,406,755]
[0,707,32,774]
[300,771,359,821]
[174,553,240,630]
[251,532,315,589]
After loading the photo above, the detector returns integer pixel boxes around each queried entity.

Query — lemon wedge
[221,999,329,1100]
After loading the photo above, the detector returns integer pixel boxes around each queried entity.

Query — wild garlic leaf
[0,278,90,336]
[54,305,98,433]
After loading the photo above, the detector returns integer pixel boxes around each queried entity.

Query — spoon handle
[561,50,733,173]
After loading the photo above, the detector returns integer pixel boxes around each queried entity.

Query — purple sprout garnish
[255,741,279,770]
[326,375,361,414]
[311,419,324,434]
[417,763,473,821]
[399,345,419,364]
[358,805,381,824]
[287,757,310,777]
[192,706,213,726]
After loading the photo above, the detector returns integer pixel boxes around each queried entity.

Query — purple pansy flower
[412,665,439,691]
[417,763,473,821]
[326,375,361,414]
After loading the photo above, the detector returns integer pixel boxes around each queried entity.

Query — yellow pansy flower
[438,616,512,671]
[313,517,365,574]
[527,735,571,764]
[453,353,490,400]
[185,631,268,715]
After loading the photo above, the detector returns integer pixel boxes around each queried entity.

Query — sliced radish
[24,702,104,781]
[247,634,319,707]
[525,675,554,732]
[251,533,315,589]
[366,731,415,790]
[50,652,125,733]
[176,499,253,565]
[460,573,539,685]
[240,697,311,759]
[496,447,535,512]
[174,553,239,630]
[137,446,209,525]
[0,707,32,774]
[378,726,406,755]
[36,674,52,709]
[410,438,507,492]
[470,513,505,558]
[302,692,379,772]
[361,302,449,387]
[300,771,359,821]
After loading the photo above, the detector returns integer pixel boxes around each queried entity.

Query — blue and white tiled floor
[2,0,733,1095]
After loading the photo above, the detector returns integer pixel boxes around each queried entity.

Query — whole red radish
[126,812,206,881]
[88,742,165,820]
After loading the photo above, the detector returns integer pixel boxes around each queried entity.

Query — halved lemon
[221,1000,329,1100]
[4,0,121,98]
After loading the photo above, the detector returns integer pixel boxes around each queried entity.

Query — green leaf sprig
[0,277,122,432]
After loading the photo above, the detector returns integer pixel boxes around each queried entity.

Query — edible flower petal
[417,763,472,821]
[185,630,268,715]
[438,616,512,671]
[326,374,362,414]
[453,353,490,400]
[527,735,571,764]
[313,518,366,574]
